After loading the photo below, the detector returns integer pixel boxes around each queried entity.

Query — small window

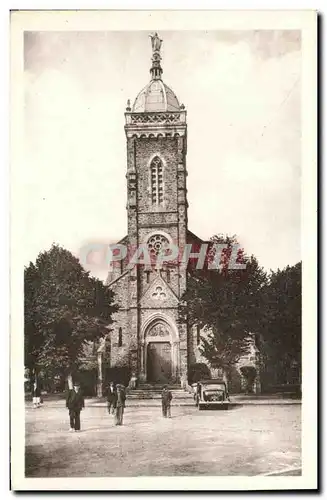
[166,270,170,283]
[196,325,201,345]
[146,271,150,284]
[118,327,123,347]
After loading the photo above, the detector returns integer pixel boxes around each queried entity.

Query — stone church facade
[103,33,259,389]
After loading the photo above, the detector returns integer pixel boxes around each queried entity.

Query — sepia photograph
[10,9,317,491]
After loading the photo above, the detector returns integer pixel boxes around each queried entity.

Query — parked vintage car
[194,379,230,410]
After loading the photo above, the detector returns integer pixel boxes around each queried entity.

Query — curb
[25,400,302,409]
[86,401,301,408]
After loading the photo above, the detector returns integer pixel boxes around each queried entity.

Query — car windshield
[203,384,225,391]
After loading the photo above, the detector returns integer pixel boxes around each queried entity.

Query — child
[32,381,41,409]
[161,385,172,418]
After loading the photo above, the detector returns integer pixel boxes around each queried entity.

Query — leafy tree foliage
[260,262,301,386]
[181,232,301,389]
[24,262,43,374]
[24,244,117,380]
[188,363,211,384]
[180,234,267,379]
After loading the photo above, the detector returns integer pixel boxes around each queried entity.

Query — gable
[139,274,179,308]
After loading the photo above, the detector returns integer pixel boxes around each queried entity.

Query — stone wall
[135,137,179,213]
[109,272,130,368]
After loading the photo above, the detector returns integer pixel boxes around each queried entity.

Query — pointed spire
[149,32,163,80]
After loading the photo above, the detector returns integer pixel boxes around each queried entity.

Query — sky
[24,30,301,281]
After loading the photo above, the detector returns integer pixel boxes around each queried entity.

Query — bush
[188,363,211,385]
[105,366,131,388]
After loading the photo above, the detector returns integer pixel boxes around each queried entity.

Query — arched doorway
[147,341,171,383]
[142,318,179,384]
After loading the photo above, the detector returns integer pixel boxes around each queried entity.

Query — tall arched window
[150,156,164,205]
[118,327,123,347]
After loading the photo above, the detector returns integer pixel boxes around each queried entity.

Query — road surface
[25,403,301,477]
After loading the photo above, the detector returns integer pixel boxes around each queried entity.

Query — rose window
[147,234,169,256]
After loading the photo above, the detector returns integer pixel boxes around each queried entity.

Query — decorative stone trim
[152,286,167,301]
[131,113,181,124]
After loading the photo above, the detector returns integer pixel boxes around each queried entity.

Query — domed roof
[133,79,180,113]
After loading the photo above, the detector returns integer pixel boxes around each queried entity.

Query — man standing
[66,382,85,432]
[161,385,172,418]
[106,381,116,415]
[114,384,126,426]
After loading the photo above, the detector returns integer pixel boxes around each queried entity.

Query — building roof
[130,33,181,114]
[132,79,180,113]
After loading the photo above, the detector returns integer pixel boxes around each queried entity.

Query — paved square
[25,402,301,477]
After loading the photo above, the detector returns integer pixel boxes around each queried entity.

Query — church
[101,33,258,389]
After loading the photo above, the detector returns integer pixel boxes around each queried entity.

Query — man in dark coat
[114,384,126,426]
[66,382,85,432]
[161,385,172,418]
[106,381,117,415]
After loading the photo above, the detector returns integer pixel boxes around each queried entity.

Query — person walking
[161,385,172,418]
[106,381,117,415]
[32,380,41,409]
[128,372,137,390]
[66,382,85,432]
[114,384,126,426]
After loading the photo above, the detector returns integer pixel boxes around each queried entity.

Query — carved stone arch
[147,152,167,170]
[142,312,179,343]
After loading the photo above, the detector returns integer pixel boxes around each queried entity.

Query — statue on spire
[149,32,163,80]
[149,32,162,53]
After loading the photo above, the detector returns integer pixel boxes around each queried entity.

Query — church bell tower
[110,33,189,385]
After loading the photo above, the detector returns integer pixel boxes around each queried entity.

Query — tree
[24,244,118,387]
[260,262,301,387]
[24,262,44,385]
[188,363,211,385]
[180,234,267,384]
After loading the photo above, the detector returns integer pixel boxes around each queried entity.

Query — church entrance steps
[126,386,195,402]
[127,392,194,400]
[125,399,195,407]
[136,384,182,391]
